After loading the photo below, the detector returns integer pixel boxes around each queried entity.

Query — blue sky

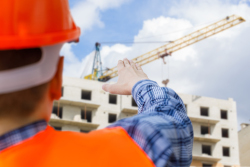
[62,0,250,128]
[67,0,250,60]
[68,0,177,57]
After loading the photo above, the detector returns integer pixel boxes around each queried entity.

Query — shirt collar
[0,120,47,152]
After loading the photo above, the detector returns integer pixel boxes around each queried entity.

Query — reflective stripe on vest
[0,126,155,167]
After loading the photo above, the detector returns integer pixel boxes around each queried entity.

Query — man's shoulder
[53,126,126,139]
[0,126,130,159]
[50,126,130,146]
[0,126,155,167]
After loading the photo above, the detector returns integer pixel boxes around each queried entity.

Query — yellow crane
[84,15,245,82]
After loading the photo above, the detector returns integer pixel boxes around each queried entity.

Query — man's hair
[0,48,49,118]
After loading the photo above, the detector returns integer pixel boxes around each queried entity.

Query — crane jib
[84,15,245,82]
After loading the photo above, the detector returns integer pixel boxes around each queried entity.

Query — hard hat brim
[0,43,64,94]
[0,28,80,50]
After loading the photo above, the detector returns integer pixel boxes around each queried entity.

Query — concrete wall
[57,77,137,130]
[179,93,240,166]
[238,124,250,166]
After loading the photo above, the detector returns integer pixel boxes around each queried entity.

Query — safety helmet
[0,0,80,49]
[0,0,81,94]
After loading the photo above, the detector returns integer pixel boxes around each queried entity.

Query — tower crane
[84,15,245,82]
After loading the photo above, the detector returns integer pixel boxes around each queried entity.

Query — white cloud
[87,0,130,10]
[71,0,130,34]
[61,0,129,77]
[168,0,250,127]
[71,1,104,32]
[60,43,82,77]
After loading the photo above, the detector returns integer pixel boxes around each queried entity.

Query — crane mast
[83,42,103,80]
[84,15,245,82]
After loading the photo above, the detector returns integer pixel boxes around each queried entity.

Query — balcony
[189,116,220,124]
[56,97,100,109]
[121,106,138,114]
[194,134,220,143]
[49,114,99,131]
[192,154,221,162]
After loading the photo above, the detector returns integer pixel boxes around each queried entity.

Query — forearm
[132,79,187,116]
[109,80,193,167]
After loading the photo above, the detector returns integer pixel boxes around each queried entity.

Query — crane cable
[168,56,170,81]
[95,17,225,85]
[161,56,171,87]
[100,41,171,44]
[99,18,221,45]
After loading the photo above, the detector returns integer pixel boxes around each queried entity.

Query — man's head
[0,47,64,121]
[0,0,80,122]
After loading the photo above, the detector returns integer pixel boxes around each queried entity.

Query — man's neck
[0,96,52,136]
[0,117,42,136]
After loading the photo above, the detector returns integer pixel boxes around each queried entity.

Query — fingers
[123,58,130,67]
[136,63,142,70]
[102,83,119,94]
[117,58,135,70]
[102,83,129,95]
[102,84,110,92]
[130,60,137,70]
[117,60,124,71]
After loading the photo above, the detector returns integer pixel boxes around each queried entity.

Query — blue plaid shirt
[0,120,47,151]
[0,80,193,167]
[109,80,193,167]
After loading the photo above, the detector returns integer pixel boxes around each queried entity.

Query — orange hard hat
[0,0,80,50]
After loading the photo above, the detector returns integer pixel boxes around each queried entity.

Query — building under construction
[49,15,246,167]
[49,76,240,167]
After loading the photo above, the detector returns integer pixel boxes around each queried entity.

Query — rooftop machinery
[83,15,245,82]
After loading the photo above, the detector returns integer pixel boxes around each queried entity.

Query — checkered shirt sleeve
[109,80,193,167]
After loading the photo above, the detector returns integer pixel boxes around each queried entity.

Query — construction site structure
[91,42,103,80]
[84,15,245,82]
[49,77,240,167]
[238,123,250,166]
[162,79,169,87]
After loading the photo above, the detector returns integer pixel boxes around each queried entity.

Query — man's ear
[49,56,64,100]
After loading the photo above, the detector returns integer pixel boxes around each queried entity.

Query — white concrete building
[49,76,240,167]
[238,123,250,166]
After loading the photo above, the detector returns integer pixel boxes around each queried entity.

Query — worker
[0,0,193,167]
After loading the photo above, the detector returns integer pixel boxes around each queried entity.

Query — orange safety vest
[0,126,155,167]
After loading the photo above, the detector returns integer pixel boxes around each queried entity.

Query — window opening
[109,94,117,104]
[53,126,62,131]
[202,164,212,167]
[202,145,211,155]
[61,87,64,97]
[52,106,62,118]
[81,90,91,100]
[201,126,210,135]
[132,98,137,107]
[200,107,209,116]
[222,128,229,138]
[108,113,117,123]
[80,129,90,133]
[223,147,230,157]
[221,110,228,119]
[81,110,92,123]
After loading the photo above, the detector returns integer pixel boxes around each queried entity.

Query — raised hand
[102,58,149,95]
